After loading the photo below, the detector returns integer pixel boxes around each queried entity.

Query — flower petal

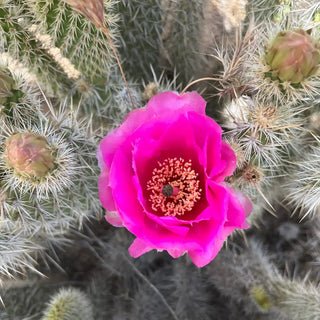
[147,91,206,116]
[144,211,190,236]
[234,189,253,218]
[210,141,236,182]
[98,169,116,211]
[99,107,150,167]
[206,180,229,221]
[129,238,153,258]
[109,147,145,231]
[224,187,251,229]
[104,211,123,227]
[188,237,225,267]
[132,113,209,222]
[167,249,186,258]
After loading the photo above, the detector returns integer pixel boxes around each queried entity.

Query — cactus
[0,55,40,124]
[2,2,320,320]
[25,0,117,82]
[160,0,205,84]
[0,92,102,280]
[116,0,163,80]
[0,0,75,97]
[207,240,320,320]
[42,288,94,320]
[284,141,320,218]
[0,0,118,109]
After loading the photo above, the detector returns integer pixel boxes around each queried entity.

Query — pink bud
[265,29,320,84]
[4,133,55,178]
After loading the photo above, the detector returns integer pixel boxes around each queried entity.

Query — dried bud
[242,164,262,184]
[253,105,277,130]
[143,82,159,101]
[4,133,55,178]
[63,0,105,29]
[265,30,320,83]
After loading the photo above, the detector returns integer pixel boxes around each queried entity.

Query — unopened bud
[4,133,55,178]
[265,30,320,84]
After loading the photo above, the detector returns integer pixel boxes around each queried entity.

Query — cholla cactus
[42,288,94,320]
[207,240,320,320]
[117,0,163,79]
[26,0,117,82]
[0,102,102,279]
[160,0,205,83]
[2,1,320,319]
[284,141,320,218]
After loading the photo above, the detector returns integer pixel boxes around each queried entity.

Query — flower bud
[265,30,320,84]
[4,133,55,178]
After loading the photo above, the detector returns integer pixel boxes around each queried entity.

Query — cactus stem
[28,25,81,80]
[101,25,136,110]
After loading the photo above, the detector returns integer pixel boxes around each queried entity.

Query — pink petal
[131,113,209,222]
[224,188,252,229]
[187,220,235,267]
[188,236,225,267]
[206,180,229,221]
[137,217,203,252]
[98,91,206,169]
[210,141,236,182]
[144,211,190,236]
[99,107,150,168]
[98,169,116,211]
[167,249,186,258]
[147,91,206,116]
[109,148,145,231]
[129,238,153,258]
[188,112,222,150]
[234,189,253,218]
[186,112,224,178]
[104,211,123,227]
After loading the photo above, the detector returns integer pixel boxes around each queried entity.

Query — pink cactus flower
[97,91,252,267]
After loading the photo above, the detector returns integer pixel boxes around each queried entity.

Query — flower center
[146,157,202,217]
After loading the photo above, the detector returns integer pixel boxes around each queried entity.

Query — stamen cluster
[147,157,202,217]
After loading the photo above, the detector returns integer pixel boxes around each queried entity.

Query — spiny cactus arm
[116,0,163,80]
[160,0,205,84]
[42,288,94,320]
[25,0,118,83]
[207,240,320,319]
[0,0,78,97]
